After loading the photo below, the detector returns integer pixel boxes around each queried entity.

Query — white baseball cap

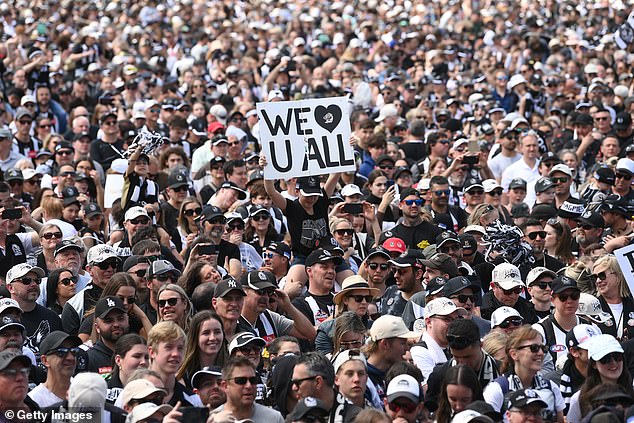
[6,263,45,285]
[340,184,363,197]
[332,349,367,374]
[482,179,502,193]
[375,104,398,123]
[492,263,525,290]
[526,267,557,286]
[549,164,573,178]
[490,306,522,328]
[369,315,419,341]
[566,324,601,350]
[386,374,421,403]
[124,206,150,222]
[587,334,623,361]
[424,297,467,319]
[0,298,21,315]
[576,293,612,324]
[451,410,494,423]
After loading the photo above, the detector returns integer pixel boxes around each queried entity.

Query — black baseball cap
[305,248,343,267]
[442,276,478,297]
[551,275,580,294]
[213,277,246,298]
[266,242,291,260]
[239,270,277,290]
[509,178,527,190]
[94,296,126,319]
[40,331,81,355]
[389,249,425,268]
[577,210,605,229]
[167,172,188,189]
[54,240,82,256]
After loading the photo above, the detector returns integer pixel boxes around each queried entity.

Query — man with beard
[489,128,522,181]
[612,158,634,200]
[391,187,443,249]
[549,164,575,209]
[442,276,490,336]
[435,231,475,276]
[379,249,425,317]
[109,206,152,257]
[481,263,537,323]
[7,263,62,357]
[197,206,242,278]
[62,245,121,335]
[38,240,90,307]
[519,219,564,275]
[191,366,226,409]
[360,247,391,297]
[575,211,604,257]
[86,296,129,374]
[293,249,342,326]
[425,176,468,232]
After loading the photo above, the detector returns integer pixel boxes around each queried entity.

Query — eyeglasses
[379,165,394,170]
[368,262,389,271]
[488,189,503,196]
[0,368,30,379]
[615,172,633,180]
[403,199,424,206]
[592,271,614,281]
[183,207,202,217]
[498,318,524,329]
[350,295,374,303]
[59,276,77,286]
[599,352,624,365]
[516,344,548,353]
[227,223,245,232]
[291,375,318,386]
[551,177,568,184]
[433,189,451,197]
[388,401,418,414]
[158,298,180,308]
[335,228,354,236]
[531,282,551,290]
[496,284,522,295]
[450,294,475,304]
[466,189,484,195]
[252,214,270,221]
[14,277,40,285]
[49,347,81,358]
[130,217,150,225]
[527,231,547,240]
[172,186,188,193]
[228,376,259,385]
[95,260,118,270]
[119,296,136,305]
[42,232,63,240]
[557,291,580,302]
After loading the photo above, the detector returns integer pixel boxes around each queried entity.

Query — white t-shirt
[411,331,448,381]
[483,376,565,413]
[28,384,63,408]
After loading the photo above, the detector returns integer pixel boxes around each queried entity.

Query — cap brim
[387,392,419,403]
[216,287,246,298]
[299,189,322,197]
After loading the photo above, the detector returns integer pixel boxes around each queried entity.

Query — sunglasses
[158,298,179,308]
[18,120,32,125]
[403,199,424,206]
[95,260,118,270]
[433,189,451,197]
[262,252,280,259]
[556,291,581,302]
[59,276,77,286]
[133,269,148,278]
[230,376,259,385]
[49,347,81,358]
[579,224,595,230]
[119,295,136,305]
[594,116,609,121]
[368,262,389,271]
[183,207,202,217]
[379,165,394,170]
[8,180,22,186]
[291,375,318,386]
[156,274,176,282]
[130,217,150,225]
[252,214,270,221]
[592,271,612,281]
[237,345,262,354]
[467,189,484,195]
[531,282,551,290]
[551,177,568,184]
[615,172,633,180]
[599,353,624,365]
[42,232,63,240]
[227,141,241,147]
[488,189,503,196]
[350,295,374,303]
[256,288,276,296]
[14,277,40,285]
[440,244,461,254]
[0,368,30,379]
[434,139,450,145]
[25,179,41,185]
[227,223,245,232]
[527,231,547,240]
[496,284,522,295]
[498,318,524,329]
[38,124,53,128]
[172,186,188,193]
[516,344,548,353]
[388,401,418,414]
[57,151,73,156]
[103,120,117,126]
[209,218,227,225]
[450,294,475,304]
[335,229,354,236]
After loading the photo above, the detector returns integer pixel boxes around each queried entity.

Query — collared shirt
[411,331,449,381]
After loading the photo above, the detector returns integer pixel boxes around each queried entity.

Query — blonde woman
[592,254,634,340]
[157,284,193,332]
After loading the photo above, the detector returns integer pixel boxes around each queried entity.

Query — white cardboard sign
[613,243,634,297]
[256,96,355,180]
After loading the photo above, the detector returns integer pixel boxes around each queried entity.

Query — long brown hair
[177,311,227,381]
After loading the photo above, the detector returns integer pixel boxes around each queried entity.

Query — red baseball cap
[382,237,406,254]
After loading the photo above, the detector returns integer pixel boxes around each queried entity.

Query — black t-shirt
[292,292,334,325]
[285,194,330,257]
[160,201,181,251]
[390,220,443,250]
[22,304,63,357]
[216,239,241,270]
[90,138,125,171]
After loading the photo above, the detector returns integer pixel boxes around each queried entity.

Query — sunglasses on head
[335,228,354,236]
[556,291,580,302]
[42,232,63,240]
[368,262,389,271]
[229,376,259,385]
[496,284,522,295]
[498,318,524,329]
[49,347,81,358]
[446,334,473,349]
[59,276,77,286]
[183,207,202,217]
[527,231,547,240]
[388,401,418,414]
[450,294,475,304]
[516,344,548,353]
[599,352,624,365]
[252,214,270,221]
[96,260,118,270]
[350,295,374,303]
[403,199,424,206]
[158,297,179,308]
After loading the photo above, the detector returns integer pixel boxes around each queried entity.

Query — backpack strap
[538,318,558,363]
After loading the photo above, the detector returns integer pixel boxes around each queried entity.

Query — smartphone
[342,203,363,215]
[386,180,395,189]
[2,208,21,220]
[463,155,479,165]
[198,244,218,255]
[179,407,209,422]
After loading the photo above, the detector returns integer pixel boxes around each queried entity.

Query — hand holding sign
[257,96,355,180]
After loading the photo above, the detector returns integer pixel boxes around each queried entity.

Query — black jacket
[596,295,634,341]
[481,290,538,323]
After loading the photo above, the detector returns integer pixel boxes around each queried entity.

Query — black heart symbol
[314,105,342,133]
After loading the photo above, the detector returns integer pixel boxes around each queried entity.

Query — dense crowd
[2,0,634,423]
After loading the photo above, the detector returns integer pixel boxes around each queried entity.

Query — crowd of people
[2,0,634,422]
